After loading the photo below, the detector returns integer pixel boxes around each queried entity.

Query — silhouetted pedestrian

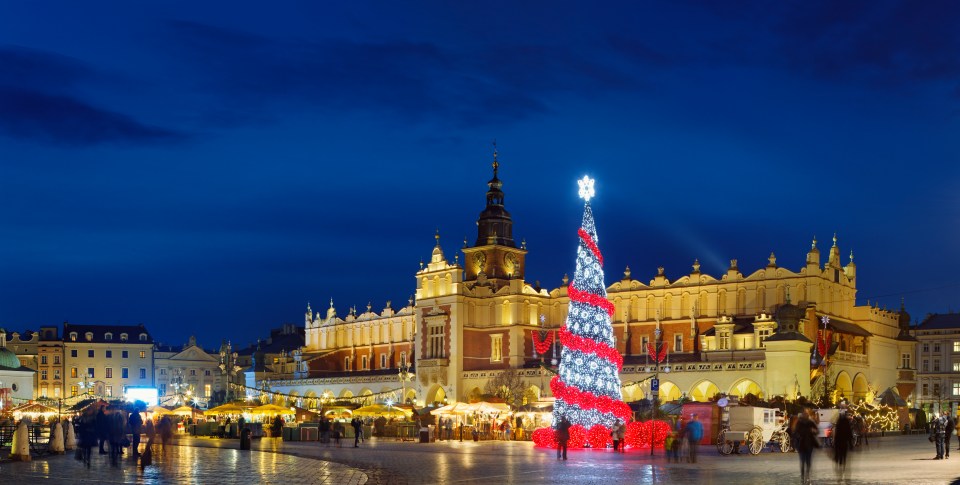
[556,416,571,461]
[794,409,820,483]
[833,408,853,479]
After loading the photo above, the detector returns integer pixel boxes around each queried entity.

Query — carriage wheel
[747,426,764,455]
[778,431,792,453]
[717,430,733,455]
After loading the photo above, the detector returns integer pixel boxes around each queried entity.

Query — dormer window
[105,333,113,341]
[85,332,93,342]
[69,332,78,341]
[139,333,148,342]
[120,333,128,341]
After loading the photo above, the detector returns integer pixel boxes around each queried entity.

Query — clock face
[503,253,518,273]
[473,252,486,271]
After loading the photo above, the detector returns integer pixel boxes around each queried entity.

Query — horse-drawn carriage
[716,406,791,455]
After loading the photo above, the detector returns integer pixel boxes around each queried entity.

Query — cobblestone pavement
[4,433,960,484]
[0,442,366,484]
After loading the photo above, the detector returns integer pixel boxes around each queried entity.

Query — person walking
[931,411,948,459]
[556,416,571,461]
[319,417,331,446]
[793,409,820,483]
[128,408,143,456]
[108,409,125,467]
[158,415,173,453]
[615,422,626,453]
[684,414,704,463]
[77,410,97,469]
[833,407,854,479]
[96,406,109,455]
[945,412,956,459]
[352,417,362,447]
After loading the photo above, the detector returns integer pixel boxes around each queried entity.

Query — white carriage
[716,406,791,455]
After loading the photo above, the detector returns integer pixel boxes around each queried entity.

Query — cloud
[0,45,94,89]
[165,20,640,128]
[0,87,184,145]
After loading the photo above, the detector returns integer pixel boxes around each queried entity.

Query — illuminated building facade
[267,154,914,409]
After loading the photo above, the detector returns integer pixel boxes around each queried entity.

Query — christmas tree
[552,176,631,430]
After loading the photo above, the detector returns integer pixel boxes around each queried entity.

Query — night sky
[2,1,958,349]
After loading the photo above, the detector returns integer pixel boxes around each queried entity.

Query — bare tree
[484,369,528,409]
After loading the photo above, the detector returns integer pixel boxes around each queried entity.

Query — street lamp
[398,360,414,405]
[648,325,671,455]
[811,316,830,404]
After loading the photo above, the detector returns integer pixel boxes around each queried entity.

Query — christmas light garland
[551,376,632,422]
[577,228,603,267]
[567,284,616,317]
[588,424,613,449]
[559,326,623,370]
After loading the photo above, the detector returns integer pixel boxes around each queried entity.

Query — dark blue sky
[2,1,958,349]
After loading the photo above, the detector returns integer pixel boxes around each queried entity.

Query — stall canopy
[172,405,204,417]
[876,388,907,407]
[430,402,473,416]
[352,403,410,418]
[147,405,174,416]
[203,403,248,416]
[10,402,59,419]
[251,404,296,416]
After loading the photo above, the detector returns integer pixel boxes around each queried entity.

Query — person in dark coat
[833,409,854,478]
[77,410,98,468]
[556,416,571,461]
[945,413,956,459]
[128,409,143,456]
[95,406,109,454]
[352,417,363,447]
[793,409,820,483]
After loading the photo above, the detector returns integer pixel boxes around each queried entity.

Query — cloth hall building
[265,157,916,410]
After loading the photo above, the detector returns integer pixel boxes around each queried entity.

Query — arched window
[120,333,128,341]
[85,332,93,342]
[104,332,113,341]
[139,333,148,342]
[69,332,78,341]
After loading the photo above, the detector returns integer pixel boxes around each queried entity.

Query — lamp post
[219,341,241,403]
[648,325,671,455]
[811,316,830,405]
[398,360,414,405]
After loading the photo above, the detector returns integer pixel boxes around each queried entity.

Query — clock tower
[462,148,527,283]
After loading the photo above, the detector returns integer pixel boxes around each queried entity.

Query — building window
[190,369,196,376]
[41,370,48,380]
[427,322,445,358]
[204,370,211,376]
[71,349,77,358]
[41,355,48,365]
[718,331,731,351]
[71,385,78,397]
[40,385,48,397]
[158,384,166,396]
[139,351,145,359]
[54,387,60,398]
[935,343,941,353]
[139,368,146,379]
[954,342,960,353]
[54,370,60,380]
[88,350,95,358]
[362,355,369,370]
[54,355,60,364]
[923,360,930,372]
[122,368,129,379]
[69,332,77,341]
[159,368,167,375]
[105,333,113,341]
[122,350,128,358]
[934,383,941,396]
[674,334,683,352]
[490,334,503,362]
[345,357,351,370]
[641,336,650,351]
[106,386,113,397]
[924,343,930,352]
[935,361,941,372]
[903,354,912,369]
[204,384,211,398]
[139,334,148,342]
[105,368,113,378]
[380,353,387,369]
[106,350,112,358]
[85,332,93,341]
[922,383,929,395]
[954,362,960,372]
[399,352,407,367]
[954,382,960,396]
[71,367,78,378]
